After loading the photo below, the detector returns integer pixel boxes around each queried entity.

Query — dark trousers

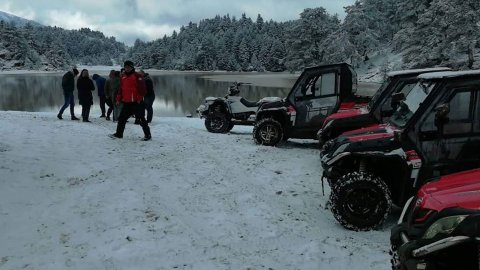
[59,93,75,116]
[81,104,91,120]
[105,99,113,117]
[116,102,150,137]
[144,96,155,123]
[99,95,106,116]
[113,103,122,122]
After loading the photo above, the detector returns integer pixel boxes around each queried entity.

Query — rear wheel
[253,118,283,146]
[205,112,230,133]
[330,172,392,231]
[226,122,235,132]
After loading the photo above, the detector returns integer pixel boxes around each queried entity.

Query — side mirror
[434,103,450,127]
[391,92,405,103]
[393,129,404,142]
[435,103,449,117]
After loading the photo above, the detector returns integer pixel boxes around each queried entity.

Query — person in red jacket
[109,61,151,141]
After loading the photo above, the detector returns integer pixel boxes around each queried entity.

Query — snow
[0,111,392,270]
[418,70,480,80]
[386,67,451,77]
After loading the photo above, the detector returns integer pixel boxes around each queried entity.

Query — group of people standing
[57,61,155,141]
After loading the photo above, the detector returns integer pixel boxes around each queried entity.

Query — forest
[1,0,479,72]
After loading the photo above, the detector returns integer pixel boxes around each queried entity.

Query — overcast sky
[0,0,355,46]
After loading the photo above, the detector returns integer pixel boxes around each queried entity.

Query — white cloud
[0,2,36,20]
[45,10,99,30]
[100,20,179,45]
[0,0,355,45]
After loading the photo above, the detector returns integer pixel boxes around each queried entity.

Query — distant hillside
[0,10,42,27]
[128,0,480,74]
[0,11,126,71]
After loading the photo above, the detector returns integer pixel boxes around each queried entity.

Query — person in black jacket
[77,69,95,122]
[139,70,155,123]
[92,74,107,118]
[57,68,80,120]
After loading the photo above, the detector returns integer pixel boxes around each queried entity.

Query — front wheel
[330,172,392,231]
[253,118,283,146]
[389,246,405,270]
[204,112,231,133]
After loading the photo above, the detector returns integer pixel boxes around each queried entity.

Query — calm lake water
[0,71,298,117]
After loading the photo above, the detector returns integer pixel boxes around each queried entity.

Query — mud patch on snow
[0,142,11,152]
[66,171,105,186]
[144,209,160,222]
[0,256,8,266]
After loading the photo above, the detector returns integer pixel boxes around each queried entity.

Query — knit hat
[124,60,134,68]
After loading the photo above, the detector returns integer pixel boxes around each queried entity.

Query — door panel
[294,72,339,129]
[417,88,478,176]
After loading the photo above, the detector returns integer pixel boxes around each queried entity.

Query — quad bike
[197,82,281,133]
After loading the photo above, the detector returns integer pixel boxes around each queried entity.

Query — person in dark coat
[111,71,121,122]
[103,70,115,121]
[110,61,151,141]
[77,69,95,122]
[139,70,155,123]
[57,68,80,120]
[92,73,107,117]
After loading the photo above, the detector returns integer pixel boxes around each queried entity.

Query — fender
[327,148,408,166]
[327,148,421,197]
[207,99,229,113]
[256,107,289,122]
[197,97,228,117]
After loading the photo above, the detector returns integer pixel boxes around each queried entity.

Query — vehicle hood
[338,101,369,110]
[418,169,480,212]
[341,123,397,142]
[322,107,369,127]
[321,123,401,164]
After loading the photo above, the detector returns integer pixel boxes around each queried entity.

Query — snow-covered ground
[0,111,392,270]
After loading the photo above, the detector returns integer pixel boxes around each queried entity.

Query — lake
[0,69,380,117]
[0,70,298,117]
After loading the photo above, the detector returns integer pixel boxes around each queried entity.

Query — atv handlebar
[227,81,252,96]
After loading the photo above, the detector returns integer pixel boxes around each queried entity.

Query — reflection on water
[0,72,296,117]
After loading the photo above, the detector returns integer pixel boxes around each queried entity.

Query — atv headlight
[321,139,335,153]
[422,215,468,239]
[323,120,334,131]
[332,143,349,157]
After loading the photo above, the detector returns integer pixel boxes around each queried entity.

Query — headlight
[332,143,348,157]
[321,139,334,152]
[422,215,468,239]
[323,120,334,130]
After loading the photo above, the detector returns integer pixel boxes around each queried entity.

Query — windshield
[389,81,435,128]
[367,78,391,110]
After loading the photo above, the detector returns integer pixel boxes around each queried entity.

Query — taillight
[406,150,422,169]
[287,105,296,113]
[406,150,420,161]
